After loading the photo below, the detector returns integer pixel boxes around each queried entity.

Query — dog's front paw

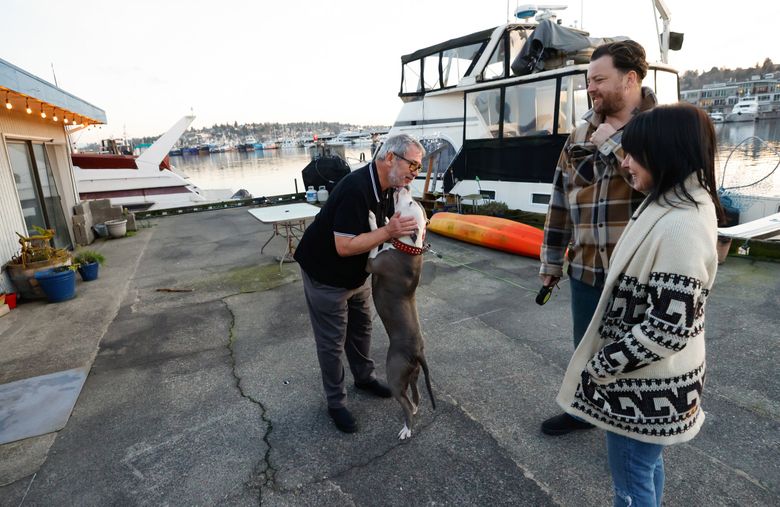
[368,210,378,231]
[398,424,412,440]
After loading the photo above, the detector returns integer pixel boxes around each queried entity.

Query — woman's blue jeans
[606,432,665,507]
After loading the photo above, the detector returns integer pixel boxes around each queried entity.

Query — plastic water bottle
[306,186,317,203]
[317,185,329,203]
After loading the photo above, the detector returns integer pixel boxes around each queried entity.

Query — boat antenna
[652,0,672,64]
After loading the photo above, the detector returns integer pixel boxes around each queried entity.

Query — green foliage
[74,250,105,266]
[680,58,778,90]
[471,200,509,217]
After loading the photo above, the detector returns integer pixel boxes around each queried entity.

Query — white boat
[386,2,683,213]
[709,112,725,123]
[725,96,758,123]
[73,116,232,211]
[279,138,300,149]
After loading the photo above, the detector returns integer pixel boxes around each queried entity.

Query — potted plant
[4,226,72,301]
[74,250,105,281]
[34,265,77,303]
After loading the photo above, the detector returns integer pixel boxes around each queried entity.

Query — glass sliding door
[7,140,72,249]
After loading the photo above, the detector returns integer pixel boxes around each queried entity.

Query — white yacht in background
[73,116,231,211]
[386,2,683,212]
[709,112,725,123]
[725,96,758,123]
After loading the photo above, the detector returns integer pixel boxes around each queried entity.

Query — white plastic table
[248,203,321,269]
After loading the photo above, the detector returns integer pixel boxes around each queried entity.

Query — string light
[4,91,11,110]
[40,104,46,119]
[53,109,59,122]
[63,115,69,124]
[26,98,32,114]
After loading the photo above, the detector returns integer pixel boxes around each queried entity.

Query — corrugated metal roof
[0,57,106,124]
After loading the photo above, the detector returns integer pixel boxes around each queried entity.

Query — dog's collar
[391,238,426,256]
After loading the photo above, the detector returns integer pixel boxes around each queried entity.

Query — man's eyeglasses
[393,152,422,172]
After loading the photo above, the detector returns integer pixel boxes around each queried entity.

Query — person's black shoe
[541,413,595,436]
[328,407,357,433]
[355,379,392,398]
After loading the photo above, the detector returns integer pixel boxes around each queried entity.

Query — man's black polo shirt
[294,163,393,289]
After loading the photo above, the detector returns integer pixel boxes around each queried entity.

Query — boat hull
[428,212,543,259]
[725,112,756,123]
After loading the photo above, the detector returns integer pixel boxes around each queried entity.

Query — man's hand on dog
[385,212,418,238]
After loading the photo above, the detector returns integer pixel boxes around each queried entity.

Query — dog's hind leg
[395,392,416,440]
[388,354,417,439]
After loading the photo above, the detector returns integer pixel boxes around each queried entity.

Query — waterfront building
[0,57,106,280]
[681,73,780,115]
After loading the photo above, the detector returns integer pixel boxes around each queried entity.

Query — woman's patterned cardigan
[557,179,719,445]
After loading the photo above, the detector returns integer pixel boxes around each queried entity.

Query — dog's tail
[419,356,436,410]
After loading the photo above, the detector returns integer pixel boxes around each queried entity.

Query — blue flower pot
[34,268,76,303]
[78,262,100,281]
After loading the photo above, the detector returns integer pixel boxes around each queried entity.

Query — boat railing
[134,193,306,220]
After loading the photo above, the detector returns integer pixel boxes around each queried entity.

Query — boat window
[442,42,483,88]
[402,60,423,94]
[482,29,525,81]
[466,88,502,139]
[557,74,589,134]
[503,79,557,137]
[654,69,679,105]
[419,138,456,189]
[423,54,441,90]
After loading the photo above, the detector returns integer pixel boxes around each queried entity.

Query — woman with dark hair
[555,103,723,506]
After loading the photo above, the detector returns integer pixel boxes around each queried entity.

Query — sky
[2,0,779,143]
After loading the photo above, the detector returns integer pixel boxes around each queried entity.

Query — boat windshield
[403,42,485,94]
[482,29,529,81]
[653,69,679,105]
[400,28,494,96]
[466,73,589,139]
[465,67,679,140]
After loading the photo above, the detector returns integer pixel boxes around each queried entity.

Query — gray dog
[367,185,435,440]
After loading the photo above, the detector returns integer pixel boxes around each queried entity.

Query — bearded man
[538,40,657,436]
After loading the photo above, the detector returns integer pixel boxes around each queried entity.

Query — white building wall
[0,107,76,268]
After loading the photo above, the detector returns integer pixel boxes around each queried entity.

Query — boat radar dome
[514,4,567,22]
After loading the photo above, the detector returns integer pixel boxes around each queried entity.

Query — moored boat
[387,2,683,213]
[73,116,231,211]
[725,96,758,122]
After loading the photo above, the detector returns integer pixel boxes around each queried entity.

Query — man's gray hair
[376,134,425,161]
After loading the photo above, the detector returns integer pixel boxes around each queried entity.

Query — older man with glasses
[294,134,425,433]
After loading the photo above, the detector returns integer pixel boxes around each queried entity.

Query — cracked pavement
[1,207,777,505]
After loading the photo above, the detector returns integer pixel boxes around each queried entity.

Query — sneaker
[328,407,357,433]
[355,379,392,398]
[541,413,595,436]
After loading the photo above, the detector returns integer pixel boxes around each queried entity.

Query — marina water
[171,146,371,199]
[171,120,780,201]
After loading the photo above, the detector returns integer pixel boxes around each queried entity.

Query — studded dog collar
[391,238,426,256]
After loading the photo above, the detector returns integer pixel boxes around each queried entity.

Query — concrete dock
[1,206,777,505]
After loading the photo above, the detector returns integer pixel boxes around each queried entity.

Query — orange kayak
[428,212,543,259]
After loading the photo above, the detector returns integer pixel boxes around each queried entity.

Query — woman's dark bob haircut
[622,102,724,221]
